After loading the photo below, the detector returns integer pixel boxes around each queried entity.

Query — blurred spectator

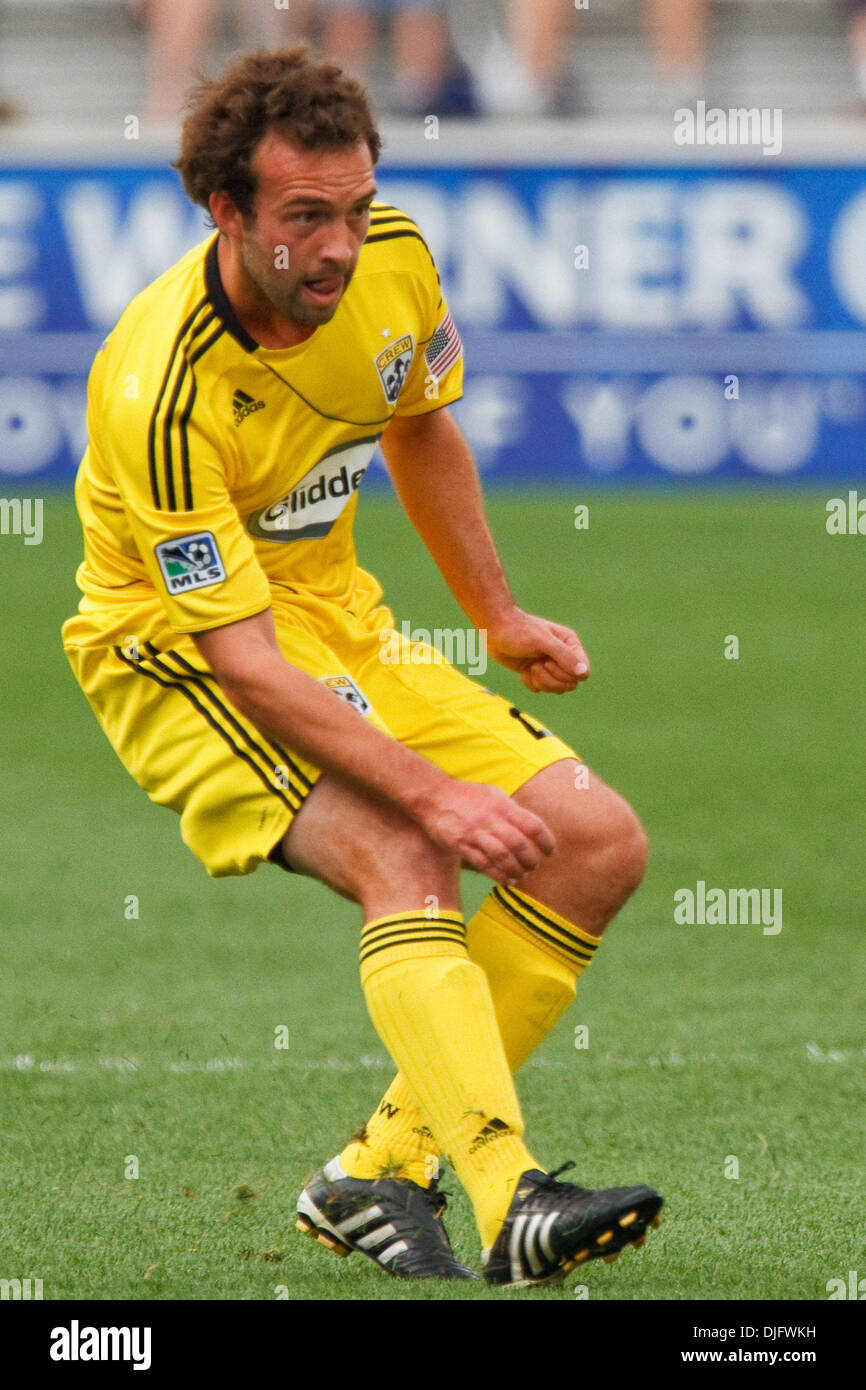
[643,0,708,104]
[843,0,866,110]
[141,0,476,123]
[0,1,19,122]
[476,0,578,117]
[476,0,708,117]
[140,0,315,123]
[320,0,478,115]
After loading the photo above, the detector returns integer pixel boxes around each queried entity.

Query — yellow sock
[356,909,541,1248]
[342,889,602,1230]
[474,885,602,1071]
[339,1072,437,1187]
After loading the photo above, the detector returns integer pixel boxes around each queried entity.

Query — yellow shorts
[63,591,577,878]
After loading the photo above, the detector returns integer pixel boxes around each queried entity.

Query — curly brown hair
[174,45,382,223]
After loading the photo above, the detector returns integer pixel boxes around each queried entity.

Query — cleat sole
[561,1196,662,1273]
[316,1232,351,1257]
[484,1179,664,1287]
[295,1216,351,1257]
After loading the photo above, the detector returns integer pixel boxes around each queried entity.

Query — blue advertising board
[1,159,866,483]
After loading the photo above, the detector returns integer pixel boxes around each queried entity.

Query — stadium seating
[0,0,858,126]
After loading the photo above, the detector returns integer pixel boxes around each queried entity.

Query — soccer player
[62,46,662,1287]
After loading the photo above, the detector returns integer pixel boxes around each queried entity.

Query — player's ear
[209,190,245,239]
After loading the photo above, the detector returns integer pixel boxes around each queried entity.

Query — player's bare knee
[557,794,647,907]
[616,808,649,896]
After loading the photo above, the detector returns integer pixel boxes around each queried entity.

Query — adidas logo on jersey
[232,388,266,426]
[469,1117,514,1154]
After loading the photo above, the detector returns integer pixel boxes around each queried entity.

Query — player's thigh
[352,634,580,798]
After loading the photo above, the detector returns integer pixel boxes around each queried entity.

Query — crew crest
[374,334,414,403]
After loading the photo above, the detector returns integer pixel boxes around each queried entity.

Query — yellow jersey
[66,203,464,644]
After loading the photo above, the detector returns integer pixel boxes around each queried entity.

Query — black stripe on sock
[492,887,594,966]
[361,925,466,953]
[360,933,469,964]
[500,886,599,954]
[361,917,466,940]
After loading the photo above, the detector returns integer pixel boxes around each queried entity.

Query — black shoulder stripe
[147,297,210,508]
[365,227,443,291]
[368,214,416,229]
[149,302,215,511]
[177,325,224,510]
[162,313,217,511]
[188,323,224,366]
[176,373,197,512]
[364,229,427,247]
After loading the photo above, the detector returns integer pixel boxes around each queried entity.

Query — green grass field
[0,488,862,1302]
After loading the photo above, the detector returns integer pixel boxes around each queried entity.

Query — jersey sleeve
[392,244,464,418]
[91,344,271,634]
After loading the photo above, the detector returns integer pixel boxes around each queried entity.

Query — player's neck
[217,235,316,350]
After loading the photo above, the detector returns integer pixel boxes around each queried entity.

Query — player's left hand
[484,608,590,693]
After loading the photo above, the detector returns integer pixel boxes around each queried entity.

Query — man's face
[235,132,377,328]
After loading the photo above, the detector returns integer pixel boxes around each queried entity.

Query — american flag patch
[424,310,463,380]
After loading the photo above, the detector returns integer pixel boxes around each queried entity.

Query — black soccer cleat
[482,1161,663,1287]
[296,1156,479,1280]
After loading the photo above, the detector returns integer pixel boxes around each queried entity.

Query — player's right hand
[417,781,556,886]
